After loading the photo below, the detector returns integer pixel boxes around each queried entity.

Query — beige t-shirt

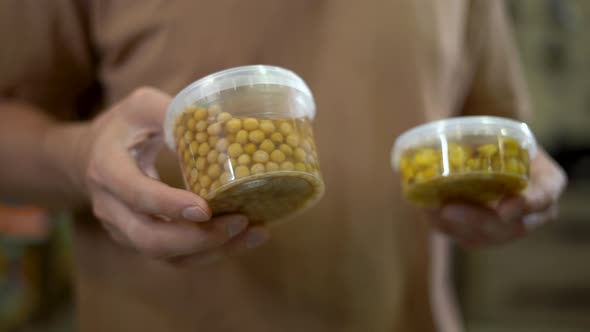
[0,0,529,331]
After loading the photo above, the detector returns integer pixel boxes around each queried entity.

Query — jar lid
[165,65,315,149]
[392,116,538,170]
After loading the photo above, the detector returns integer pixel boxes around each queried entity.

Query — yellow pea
[251,163,265,174]
[225,119,242,134]
[210,180,221,191]
[207,164,222,179]
[220,172,233,184]
[248,130,265,144]
[194,132,207,143]
[266,162,280,172]
[196,157,207,171]
[228,143,243,158]
[217,112,232,123]
[295,163,307,172]
[185,105,198,114]
[199,175,212,188]
[243,118,259,131]
[196,120,208,132]
[198,142,210,157]
[207,150,219,164]
[260,120,276,134]
[260,139,275,153]
[192,183,201,194]
[280,161,295,171]
[270,150,286,163]
[217,153,228,164]
[237,154,251,166]
[207,123,222,136]
[253,150,269,163]
[234,165,251,179]
[194,107,208,121]
[216,138,229,152]
[236,130,249,144]
[286,134,300,148]
[187,118,196,130]
[279,144,293,156]
[279,122,293,135]
[294,147,306,162]
[183,131,193,143]
[244,143,257,154]
[270,132,284,144]
[208,105,221,117]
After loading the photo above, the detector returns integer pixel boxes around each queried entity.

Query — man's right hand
[52,87,269,261]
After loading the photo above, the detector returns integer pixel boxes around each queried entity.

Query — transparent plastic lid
[392,116,538,169]
[165,65,315,149]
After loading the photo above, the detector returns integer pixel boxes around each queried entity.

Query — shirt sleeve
[460,0,532,121]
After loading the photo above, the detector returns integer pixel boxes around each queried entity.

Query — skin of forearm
[0,101,88,208]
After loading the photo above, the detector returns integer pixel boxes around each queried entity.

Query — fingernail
[182,206,209,222]
[227,218,247,237]
[245,230,267,249]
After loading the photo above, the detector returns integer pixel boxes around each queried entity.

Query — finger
[427,208,489,244]
[92,192,248,258]
[498,149,567,222]
[124,87,172,128]
[523,204,559,231]
[168,226,270,267]
[99,148,211,222]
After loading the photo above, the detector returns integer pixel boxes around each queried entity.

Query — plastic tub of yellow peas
[164,65,324,225]
[391,116,537,207]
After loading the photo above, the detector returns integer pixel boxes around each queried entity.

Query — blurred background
[0,0,588,331]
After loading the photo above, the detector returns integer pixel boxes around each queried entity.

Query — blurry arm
[0,101,87,208]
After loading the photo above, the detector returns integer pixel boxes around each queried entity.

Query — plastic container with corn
[391,116,537,207]
[164,65,325,225]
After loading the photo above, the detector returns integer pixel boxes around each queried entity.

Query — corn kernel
[244,143,257,155]
[199,188,208,197]
[270,150,286,163]
[216,138,229,152]
[207,150,219,164]
[252,150,269,163]
[477,144,498,158]
[184,131,193,143]
[210,180,221,191]
[248,130,265,144]
[234,165,250,179]
[228,143,243,158]
[189,141,199,154]
[260,120,276,134]
[251,163,265,174]
[185,105,198,114]
[243,118,259,131]
[187,118,196,130]
[412,149,438,167]
[192,182,201,193]
[236,130,249,144]
[217,153,228,164]
[270,132,284,144]
[208,136,218,147]
[225,119,242,134]
[260,139,275,153]
[183,150,191,163]
[238,154,251,166]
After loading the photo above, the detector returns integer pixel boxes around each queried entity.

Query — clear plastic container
[391,116,537,207]
[164,65,325,224]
